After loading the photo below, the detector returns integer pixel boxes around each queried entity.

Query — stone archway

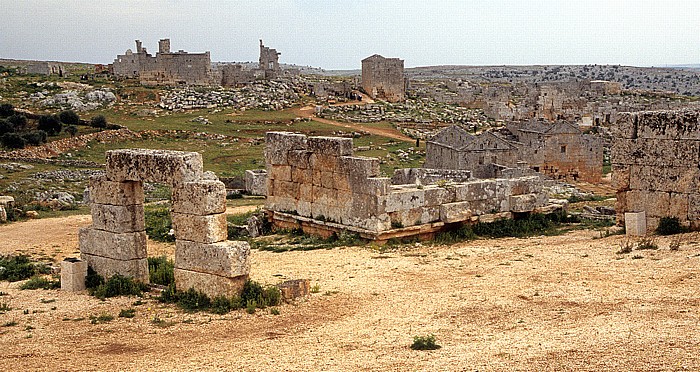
[79,149,250,297]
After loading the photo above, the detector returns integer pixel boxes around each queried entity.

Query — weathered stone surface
[81,254,149,283]
[265,132,308,165]
[626,190,670,218]
[389,208,423,228]
[509,194,539,213]
[174,268,247,298]
[439,201,472,223]
[635,110,700,140]
[291,167,312,185]
[339,156,380,182]
[610,112,637,140]
[688,194,700,221]
[106,149,203,185]
[454,180,497,201]
[365,177,391,196]
[61,258,87,292]
[509,176,542,195]
[669,193,689,220]
[612,164,631,191]
[172,213,227,244]
[277,279,310,302]
[0,205,6,223]
[612,138,700,167]
[91,203,145,233]
[79,227,147,260]
[423,186,455,206]
[287,150,311,169]
[89,175,143,205]
[625,211,647,236]
[307,136,353,156]
[384,188,425,213]
[172,180,226,215]
[0,195,15,209]
[269,165,292,182]
[175,240,250,277]
[244,169,268,196]
[629,166,698,194]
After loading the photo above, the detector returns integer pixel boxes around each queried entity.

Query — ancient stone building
[111,39,212,86]
[258,40,280,79]
[264,132,554,242]
[612,109,700,232]
[25,61,64,76]
[361,54,406,102]
[220,64,255,87]
[79,149,250,297]
[426,120,603,182]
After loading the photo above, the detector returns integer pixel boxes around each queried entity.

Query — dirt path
[2,216,700,370]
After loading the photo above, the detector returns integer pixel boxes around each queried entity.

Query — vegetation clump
[159,280,281,315]
[147,256,174,286]
[0,255,51,282]
[19,276,60,290]
[144,205,174,242]
[656,217,684,236]
[411,334,441,350]
[86,271,148,300]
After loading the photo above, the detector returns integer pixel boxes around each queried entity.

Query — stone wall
[612,109,700,232]
[361,55,406,103]
[79,149,250,297]
[265,132,552,239]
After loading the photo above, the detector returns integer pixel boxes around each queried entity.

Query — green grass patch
[252,229,363,252]
[411,334,441,350]
[118,308,136,318]
[87,272,148,300]
[0,255,52,282]
[90,313,114,324]
[159,279,280,315]
[19,276,60,290]
[148,256,174,286]
[144,204,174,243]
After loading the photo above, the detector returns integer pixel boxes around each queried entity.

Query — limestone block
[0,205,5,223]
[244,170,268,196]
[265,176,274,197]
[352,214,391,232]
[610,112,637,140]
[269,165,292,182]
[336,191,354,210]
[439,201,472,223]
[60,258,87,292]
[175,240,250,277]
[339,156,380,182]
[629,166,698,194]
[291,167,312,184]
[384,188,425,213]
[81,254,149,283]
[299,183,313,202]
[468,198,501,215]
[509,176,542,195]
[365,177,391,196]
[646,217,660,232]
[89,175,143,206]
[420,206,441,224]
[277,279,310,302]
[266,196,296,213]
[627,190,670,218]
[311,202,341,222]
[172,180,226,215]
[91,203,145,233]
[320,171,335,189]
[174,268,247,298]
[288,150,311,169]
[687,194,700,221]
[312,186,337,206]
[625,211,647,236]
[334,173,352,191]
[172,213,227,244]
[79,227,147,260]
[635,110,700,140]
[454,180,498,201]
[611,164,631,191]
[612,138,700,167]
[106,149,203,185]
[307,136,353,156]
[389,208,423,228]
[423,186,455,206]
[297,200,312,216]
[0,195,14,209]
[348,193,383,219]
[509,194,539,213]
[669,193,689,220]
[309,154,339,170]
[265,132,307,165]
[274,180,300,200]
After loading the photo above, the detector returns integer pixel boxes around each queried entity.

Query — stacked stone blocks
[265,132,549,235]
[80,149,250,298]
[612,109,700,232]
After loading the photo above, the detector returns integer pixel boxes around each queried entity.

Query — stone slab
[625,211,647,236]
[79,227,147,260]
[106,149,203,185]
[172,180,226,215]
[61,258,87,292]
[384,188,425,213]
[91,203,145,233]
[509,194,539,213]
[307,136,353,156]
[89,175,144,206]
[175,240,250,277]
[80,253,149,283]
[439,201,472,223]
[172,213,228,244]
[174,268,247,298]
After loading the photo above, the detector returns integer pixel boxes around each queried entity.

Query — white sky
[1,0,699,69]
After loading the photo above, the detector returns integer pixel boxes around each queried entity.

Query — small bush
[89,273,148,300]
[0,132,26,149]
[617,239,634,254]
[0,103,14,117]
[90,313,114,324]
[65,125,78,137]
[148,256,174,286]
[37,115,62,136]
[411,334,441,350]
[22,130,47,146]
[211,295,242,315]
[85,266,104,289]
[270,307,280,315]
[20,276,60,290]
[246,300,256,314]
[118,308,136,318]
[177,287,211,312]
[159,283,178,303]
[0,301,11,311]
[7,114,27,131]
[160,280,278,314]
[656,217,684,236]
[144,205,174,242]
[90,115,107,129]
[0,255,51,282]
[58,110,80,125]
[636,237,658,250]
[669,237,681,251]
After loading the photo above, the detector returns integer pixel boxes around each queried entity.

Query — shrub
[148,256,174,286]
[90,313,114,324]
[617,239,633,254]
[159,280,278,314]
[89,273,148,300]
[411,334,441,350]
[656,217,684,236]
[0,132,26,149]
[22,130,47,146]
[669,237,681,251]
[0,255,51,282]
[636,237,658,250]
[0,119,12,136]
[7,114,27,131]
[0,301,11,311]
[37,115,62,136]
[65,125,78,137]
[90,115,107,129]
[19,276,60,290]
[84,266,104,289]
[177,287,211,312]
[118,308,136,318]
[144,205,174,242]
[211,295,242,315]
[58,110,80,125]
[0,103,14,117]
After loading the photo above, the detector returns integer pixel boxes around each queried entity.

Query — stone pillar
[625,211,647,236]
[61,258,87,292]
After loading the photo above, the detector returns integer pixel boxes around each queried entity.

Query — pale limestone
[175,240,250,277]
[172,180,226,215]
[79,228,147,260]
[60,258,87,292]
[89,175,144,205]
[91,203,145,233]
[174,268,247,298]
[172,213,227,244]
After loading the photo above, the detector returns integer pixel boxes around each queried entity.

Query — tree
[7,114,27,131]
[0,119,12,136]
[37,114,62,136]
[58,110,80,125]
[0,103,14,117]
[65,125,78,137]
[22,130,47,146]
[90,115,107,129]
[0,132,26,149]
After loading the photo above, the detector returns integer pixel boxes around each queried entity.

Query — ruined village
[2,10,700,370]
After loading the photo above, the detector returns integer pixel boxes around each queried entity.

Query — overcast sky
[1,0,699,69]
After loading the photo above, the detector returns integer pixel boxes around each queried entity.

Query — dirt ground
[1,215,700,371]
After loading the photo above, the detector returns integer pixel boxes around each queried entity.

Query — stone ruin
[259,39,281,78]
[264,132,559,242]
[79,149,250,297]
[361,54,407,103]
[612,108,700,233]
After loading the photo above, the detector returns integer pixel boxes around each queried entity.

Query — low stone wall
[265,132,551,239]
[80,149,250,297]
[391,168,472,185]
[611,109,700,232]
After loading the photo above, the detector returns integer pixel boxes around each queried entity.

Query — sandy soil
[1,216,700,371]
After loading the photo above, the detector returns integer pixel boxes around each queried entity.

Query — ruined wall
[221,64,255,87]
[612,109,700,231]
[527,132,603,183]
[361,55,406,103]
[265,132,551,238]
